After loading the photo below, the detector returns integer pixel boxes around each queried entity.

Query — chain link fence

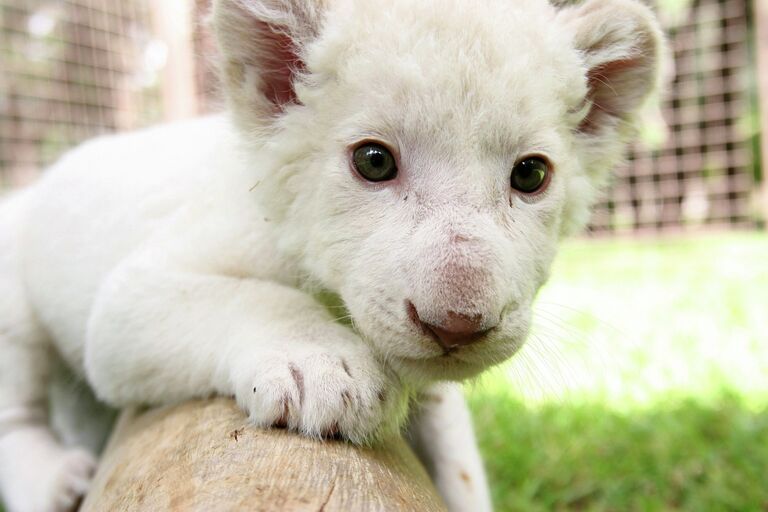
[589,0,763,233]
[0,0,161,188]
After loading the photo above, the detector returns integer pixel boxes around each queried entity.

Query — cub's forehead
[309,0,587,146]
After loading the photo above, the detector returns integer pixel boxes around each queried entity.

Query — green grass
[466,233,768,511]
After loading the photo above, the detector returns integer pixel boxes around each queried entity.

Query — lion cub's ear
[212,0,327,127]
[558,0,665,134]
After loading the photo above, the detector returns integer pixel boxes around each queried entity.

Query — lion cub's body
[0,0,663,510]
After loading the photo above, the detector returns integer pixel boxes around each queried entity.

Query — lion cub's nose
[407,302,494,349]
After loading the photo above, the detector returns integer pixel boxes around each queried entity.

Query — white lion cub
[0,0,663,510]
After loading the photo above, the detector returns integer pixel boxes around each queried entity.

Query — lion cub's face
[215,0,663,384]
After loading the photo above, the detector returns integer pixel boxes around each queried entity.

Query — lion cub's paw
[232,349,407,444]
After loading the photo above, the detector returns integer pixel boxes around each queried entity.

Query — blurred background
[0,0,766,510]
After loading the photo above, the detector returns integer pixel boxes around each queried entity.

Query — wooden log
[81,398,445,511]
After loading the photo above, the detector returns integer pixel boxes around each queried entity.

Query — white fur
[408,384,493,512]
[0,0,663,510]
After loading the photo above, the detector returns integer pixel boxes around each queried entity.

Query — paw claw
[273,395,291,428]
[323,422,341,439]
[341,359,352,377]
[288,363,305,405]
[341,390,353,409]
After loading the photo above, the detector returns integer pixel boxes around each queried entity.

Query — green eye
[353,143,398,182]
[511,157,550,194]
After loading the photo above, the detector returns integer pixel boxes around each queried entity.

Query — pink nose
[406,302,493,349]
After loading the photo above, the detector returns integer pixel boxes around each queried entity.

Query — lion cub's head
[213,0,664,384]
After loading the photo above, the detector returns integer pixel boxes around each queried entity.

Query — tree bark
[81,398,445,511]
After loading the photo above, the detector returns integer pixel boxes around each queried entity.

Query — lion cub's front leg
[85,259,408,444]
[407,384,492,512]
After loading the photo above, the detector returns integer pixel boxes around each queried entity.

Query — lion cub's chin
[387,342,524,385]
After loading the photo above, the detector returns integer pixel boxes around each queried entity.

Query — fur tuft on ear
[559,0,664,134]
[212,0,326,129]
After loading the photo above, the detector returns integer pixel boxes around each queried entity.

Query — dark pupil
[514,159,546,191]
[518,165,535,180]
[369,150,385,168]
